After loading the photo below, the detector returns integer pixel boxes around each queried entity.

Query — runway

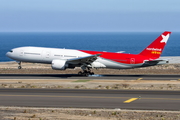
[0,89,180,110]
[0,74,180,80]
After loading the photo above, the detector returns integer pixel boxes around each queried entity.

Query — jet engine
[51,59,68,70]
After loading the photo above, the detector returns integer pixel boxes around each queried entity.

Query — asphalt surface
[0,89,180,110]
[0,74,180,80]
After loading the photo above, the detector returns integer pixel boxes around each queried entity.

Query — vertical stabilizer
[139,31,171,59]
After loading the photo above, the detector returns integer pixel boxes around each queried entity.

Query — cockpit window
[9,50,13,53]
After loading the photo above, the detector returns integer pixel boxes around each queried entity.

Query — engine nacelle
[51,59,68,70]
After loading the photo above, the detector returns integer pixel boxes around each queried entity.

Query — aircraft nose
[6,51,13,58]
[6,52,11,57]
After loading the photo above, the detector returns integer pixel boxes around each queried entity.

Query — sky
[0,0,180,32]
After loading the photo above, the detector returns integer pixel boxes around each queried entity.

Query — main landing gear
[78,69,94,77]
[17,61,22,69]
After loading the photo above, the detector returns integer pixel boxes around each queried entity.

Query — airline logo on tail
[161,33,170,43]
[146,48,162,55]
[146,32,170,53]
[146,48,162,51]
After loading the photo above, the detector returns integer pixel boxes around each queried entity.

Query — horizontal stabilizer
[143,59,169,67]
[116,51,125,53]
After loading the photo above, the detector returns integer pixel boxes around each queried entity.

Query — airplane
[6,31,171,76]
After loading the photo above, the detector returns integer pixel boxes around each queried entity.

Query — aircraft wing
[67,54,101,65]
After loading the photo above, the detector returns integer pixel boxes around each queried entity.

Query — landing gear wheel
[18,66,22,69]
[78,71,94,76]
[78,67,94,77]
[82,72,89,77]
[84,72,89,77]
[90,72,94,75]
[17,61,22,69]
[78,71,82,75]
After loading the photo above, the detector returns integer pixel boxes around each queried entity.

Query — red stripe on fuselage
[79,50,151,64]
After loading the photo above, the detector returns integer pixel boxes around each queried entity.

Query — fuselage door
[20,50,24,56]
[45,51,50,58]
[42,50,51,61]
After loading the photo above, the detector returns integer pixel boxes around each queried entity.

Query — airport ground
[1,62,180,120]
[1,107,180,120]
[1,61,180,75]
[1,62,180,90]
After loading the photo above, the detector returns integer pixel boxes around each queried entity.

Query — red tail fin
[139,31,171,59]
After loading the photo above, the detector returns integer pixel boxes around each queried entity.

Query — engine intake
[51,59,68,70]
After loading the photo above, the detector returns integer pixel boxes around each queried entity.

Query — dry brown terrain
[1,107,180,120]
[1,79,180,91]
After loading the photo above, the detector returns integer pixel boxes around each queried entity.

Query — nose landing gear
[17,61,22,69]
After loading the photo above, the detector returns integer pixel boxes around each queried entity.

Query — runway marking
[137,78,143,80]
[124,98,138,103]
